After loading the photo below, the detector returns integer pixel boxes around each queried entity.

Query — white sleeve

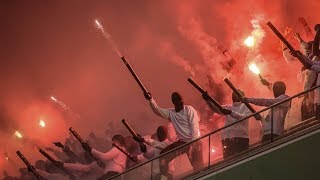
[188,106,200,139]
[229,111,249,120]
[247,96,288,108]
[144,138,167,149]
[149,98,171,120]
[141,147,156,160]
[91,148,118,162]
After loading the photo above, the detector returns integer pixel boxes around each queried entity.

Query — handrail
[108,85,320,179]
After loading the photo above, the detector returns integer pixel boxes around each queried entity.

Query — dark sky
[1,0,319,175]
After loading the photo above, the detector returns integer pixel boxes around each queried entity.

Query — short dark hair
[156,126,168,142]
[273,81,286,95]
[112,134,125,146]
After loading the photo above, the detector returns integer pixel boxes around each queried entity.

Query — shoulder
[278,94,290,99]
[185,105,196,111]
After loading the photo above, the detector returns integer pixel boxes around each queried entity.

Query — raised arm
[247,96,288,107]
[229,107,251,120]
[144,138,168,150]
[205,100,223,114]
[91,147,118,162]
[149,98,171,120]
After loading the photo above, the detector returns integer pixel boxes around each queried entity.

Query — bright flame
[211,148,215,153]
[95,19,102,29]
[39,120,46,128]
[244,36,255,47]
[14,131,23,139]
[248,63,260,75]
[50,96,57,101]
[6,157,9,161]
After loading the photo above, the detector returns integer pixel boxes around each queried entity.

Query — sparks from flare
[244,36,255,47]
[50,96,67,110]
[39,120,46,128]
[50,96,80,119]
[14,131,23,139]
[94,19,122,57]
[248,63,260,75]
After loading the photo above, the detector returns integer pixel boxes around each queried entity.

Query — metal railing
[108,85,320,179]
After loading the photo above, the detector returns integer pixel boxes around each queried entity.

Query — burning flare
[94,19,122,57]
[39,120,46,128]
[248,63,260,75]
[244,36,255,47]
[50,96,57,102]
[14,131,23,139]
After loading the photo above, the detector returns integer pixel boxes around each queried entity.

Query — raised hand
[53,142,64,148]
[133,134,144,143]
[201,92,210,101]
[220,108,232,115]
[144,92,152,100]
[82,143,92,152]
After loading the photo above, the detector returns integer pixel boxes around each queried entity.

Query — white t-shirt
[248,94,290,136]
[149,98,200,142]
[91,147,127,173]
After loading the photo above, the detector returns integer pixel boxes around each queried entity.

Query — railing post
[271,107,274,142]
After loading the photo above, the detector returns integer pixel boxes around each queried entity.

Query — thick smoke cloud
[1,0,319,175]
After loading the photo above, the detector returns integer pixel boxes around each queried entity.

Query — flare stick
[16,151,44,180]
[112,143,137,162]
[69,127,105,168]
[187,77,224,111]
[39,149,75,179]
[267,21,309,66]
[121,119,138,137]
[121,56,149,95]
[224,78,262,120]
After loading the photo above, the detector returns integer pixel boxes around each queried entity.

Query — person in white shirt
[57,135,127,179]
[136,126,174,180]
[241,81,290,142]
[144,91,203,176]
[202,90,252,158]
[292,24,320,119]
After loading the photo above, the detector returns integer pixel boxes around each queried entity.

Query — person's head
[304,41,313,56]
[156,126,168,142]
[171,92,184,111]
[232,89,245,103]
[273,81,286,97]
[112,134,125,146]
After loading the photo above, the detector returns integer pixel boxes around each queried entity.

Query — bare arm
[91,148,118,162]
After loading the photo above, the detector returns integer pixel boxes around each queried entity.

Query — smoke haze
[1,0,319,175]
